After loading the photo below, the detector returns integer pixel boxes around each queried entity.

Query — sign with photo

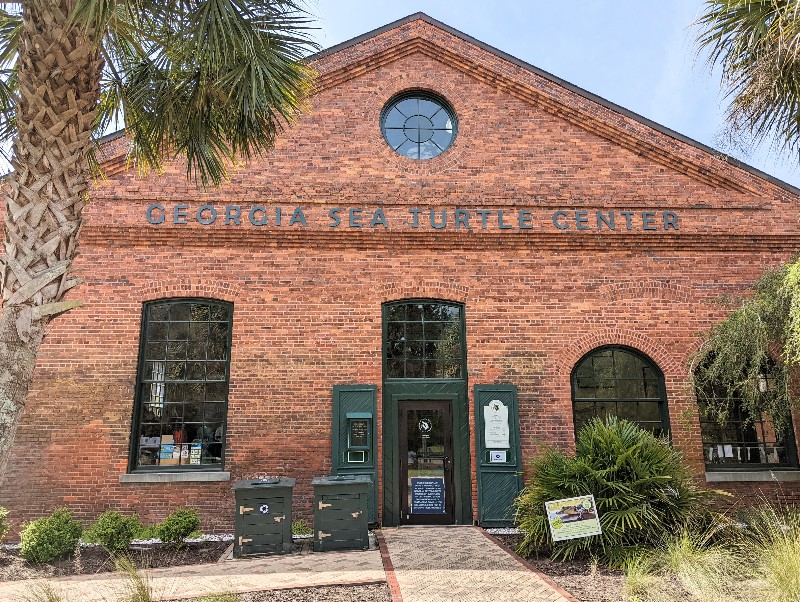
[545,495,602,542]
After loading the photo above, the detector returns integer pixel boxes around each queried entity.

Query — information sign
[410,477,446,514]
[484,400,510,448]
[349,419,369,449]
[545,495,602,542]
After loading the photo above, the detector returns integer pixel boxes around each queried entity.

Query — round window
[381,92,457,160]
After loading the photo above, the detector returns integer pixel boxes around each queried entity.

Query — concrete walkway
[0,528,577,602]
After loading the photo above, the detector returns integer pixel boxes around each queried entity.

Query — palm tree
[696,0,800,158]
[0,0,316,481]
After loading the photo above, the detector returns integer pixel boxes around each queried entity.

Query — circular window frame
[380,90,458,160]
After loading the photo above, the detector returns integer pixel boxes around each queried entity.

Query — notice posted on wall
[483,399,510,449]
[410,477,446,514]
[545,495,602,542]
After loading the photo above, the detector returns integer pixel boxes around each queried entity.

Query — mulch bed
[0,541,230,582]
[493,533,627,602]
[169,584,393,602]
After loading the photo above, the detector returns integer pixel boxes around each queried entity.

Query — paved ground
[379,527,575,602]
[0,527,576,602]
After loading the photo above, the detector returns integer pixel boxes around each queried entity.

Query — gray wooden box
[312,475,371,552]
[232,477,295,557]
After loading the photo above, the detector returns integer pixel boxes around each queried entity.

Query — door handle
[443,456,451,469]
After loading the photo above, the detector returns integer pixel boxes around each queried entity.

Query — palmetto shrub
[514,416,704,567]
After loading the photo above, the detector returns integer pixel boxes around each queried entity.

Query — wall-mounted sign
[410,477,446,514]
[545,495,602,542]
[484,400,510,449]
[489,450,507,463]
[145,204,681,232]
[349,419,369,448]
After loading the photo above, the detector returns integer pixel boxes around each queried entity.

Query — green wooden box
[232,477,295,557]
[312,475,370,552]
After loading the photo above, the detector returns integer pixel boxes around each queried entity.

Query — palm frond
[96,0,318,185]
[697,0,800,159]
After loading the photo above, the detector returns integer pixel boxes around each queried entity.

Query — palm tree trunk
[0,0,102,485]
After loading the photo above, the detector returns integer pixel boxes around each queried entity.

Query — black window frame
[128,298,234,472]
[380,90,458,160]
[697,388,798,471]
[571,345,670,437]
[382,299,466,381]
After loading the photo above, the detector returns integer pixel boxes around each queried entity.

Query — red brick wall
[3,17,800,536]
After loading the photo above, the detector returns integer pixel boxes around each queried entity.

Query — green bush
[155,508,200,546]
[514,416,704,568]
[0,506,9,541]
[291,519,313,536]
[19,508,82,563]
[83,511,143,553]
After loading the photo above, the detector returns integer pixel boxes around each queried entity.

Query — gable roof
[310,12,799,197]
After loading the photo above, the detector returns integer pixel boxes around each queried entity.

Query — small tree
[690,262,796,433]
[0,0,318,485]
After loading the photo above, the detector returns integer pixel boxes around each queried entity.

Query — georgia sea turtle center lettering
[145,204,681,231]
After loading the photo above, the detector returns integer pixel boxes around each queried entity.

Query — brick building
[3,13,800,534]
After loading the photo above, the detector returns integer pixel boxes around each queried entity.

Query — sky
[308,0,800,189]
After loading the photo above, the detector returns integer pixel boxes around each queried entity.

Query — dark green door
[399,401,454,524]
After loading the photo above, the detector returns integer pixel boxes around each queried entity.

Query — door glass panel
[406,408,447,515]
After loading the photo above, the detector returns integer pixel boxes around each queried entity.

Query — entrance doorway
[399,401,454,524]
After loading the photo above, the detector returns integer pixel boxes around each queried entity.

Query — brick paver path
[0,547,385,601]
[380,527,576,602]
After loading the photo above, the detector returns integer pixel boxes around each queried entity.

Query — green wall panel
[474,384,523,527]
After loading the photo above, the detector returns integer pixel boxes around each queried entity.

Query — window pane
[616,402,638,422]
[191,304,210,321]
[147,322,168,341]
[149,305,170,321]
[145,342,165,360]
[170,303,191,321]
[188,342,206,360]
[189,322,208,340]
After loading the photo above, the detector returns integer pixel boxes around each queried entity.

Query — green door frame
[382,380,472,526]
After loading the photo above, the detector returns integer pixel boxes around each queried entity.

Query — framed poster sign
[545,495,602,542]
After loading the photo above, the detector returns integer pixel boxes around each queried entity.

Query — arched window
[130,298,233,471]
[572,346,668,436]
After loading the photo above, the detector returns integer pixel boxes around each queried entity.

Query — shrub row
[13,507,201,563]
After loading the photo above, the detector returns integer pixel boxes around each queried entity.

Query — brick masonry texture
[3,16,800,535]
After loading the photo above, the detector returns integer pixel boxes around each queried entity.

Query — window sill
[705,470,800,483]
[120,471,231,484]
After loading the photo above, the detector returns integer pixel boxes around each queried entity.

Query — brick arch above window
[560,329,683,379]
[137,279,243,304]
[377,282,470,305]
